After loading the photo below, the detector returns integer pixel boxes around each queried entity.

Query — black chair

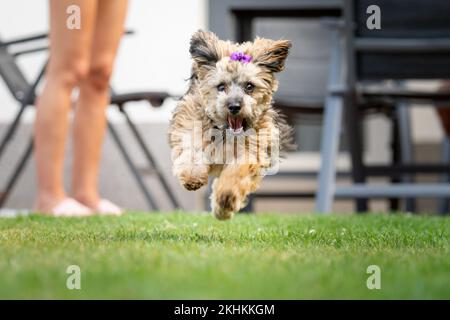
[316,0,450,213]
[0,31,180,210]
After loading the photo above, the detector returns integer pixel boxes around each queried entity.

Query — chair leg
[315,95,344,213]
[0,137,33,208]
[119,108,181,209]
[344,94,368,212]
[397,104,416,212]
[0,62,46,161]
[389,113,401,211]
[315,31,345,214]
[107,121,159,210]
[438,137,450,215]
[0,105,28,161]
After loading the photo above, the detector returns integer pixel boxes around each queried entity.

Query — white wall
[0,1,443,141]
[0,0,207,122]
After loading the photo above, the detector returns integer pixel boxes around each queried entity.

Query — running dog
[169,30,294,220]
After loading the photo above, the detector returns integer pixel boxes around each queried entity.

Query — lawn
[0,212,449,299]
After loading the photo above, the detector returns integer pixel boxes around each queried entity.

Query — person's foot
[34,197,92,217]
[93,199,123,216]
[74,194,123,216]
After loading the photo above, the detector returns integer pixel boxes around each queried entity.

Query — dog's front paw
[218,190,240,212]
[213,206,235,220]
[211,190,241,220]
[182,176,208,191]
[179,167,208,191]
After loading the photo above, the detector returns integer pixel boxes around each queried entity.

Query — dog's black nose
[228,103,241,115]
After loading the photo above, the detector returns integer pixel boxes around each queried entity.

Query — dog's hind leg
[210,164,263,220]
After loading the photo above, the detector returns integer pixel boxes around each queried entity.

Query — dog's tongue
[227,115,244,134]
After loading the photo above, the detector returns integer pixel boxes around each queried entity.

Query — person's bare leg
[34,0,97,213]
[71,0,128,212]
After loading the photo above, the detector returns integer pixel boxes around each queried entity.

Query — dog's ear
[189,30,221,69]
[254,39,291,73]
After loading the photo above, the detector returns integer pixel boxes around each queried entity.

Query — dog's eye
[217,83,226,92]
[244,82,255,93]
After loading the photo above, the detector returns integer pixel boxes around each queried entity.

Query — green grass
[0,212,449,299]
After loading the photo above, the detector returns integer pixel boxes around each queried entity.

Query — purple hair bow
[230,51,252,64]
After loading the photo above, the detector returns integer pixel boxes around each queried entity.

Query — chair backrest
[347,0,450,81]
[0,39,30,102]
[254,18,334,108]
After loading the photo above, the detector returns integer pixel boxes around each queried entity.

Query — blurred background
[0,0,449,214]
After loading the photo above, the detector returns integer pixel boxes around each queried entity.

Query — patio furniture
[315,0,450,213]
[0,31,180,210]
[208,0,347,211]
[209,0,415,212]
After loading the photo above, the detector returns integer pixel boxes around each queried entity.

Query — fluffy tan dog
[169,30,294,220]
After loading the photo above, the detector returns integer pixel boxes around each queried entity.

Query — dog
[169,30,294,220]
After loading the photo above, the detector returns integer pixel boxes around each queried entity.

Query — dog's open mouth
[227,115,245,134]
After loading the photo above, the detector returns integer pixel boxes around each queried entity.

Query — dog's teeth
[233,127,244,134]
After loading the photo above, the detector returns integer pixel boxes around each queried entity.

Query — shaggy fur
[169,30,294,220]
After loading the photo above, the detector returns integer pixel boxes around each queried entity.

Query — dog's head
[189,30,291,134]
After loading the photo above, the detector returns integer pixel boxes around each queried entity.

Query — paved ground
[0,122,445,215]
[0,121,354,214]
[0,122,196,212]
